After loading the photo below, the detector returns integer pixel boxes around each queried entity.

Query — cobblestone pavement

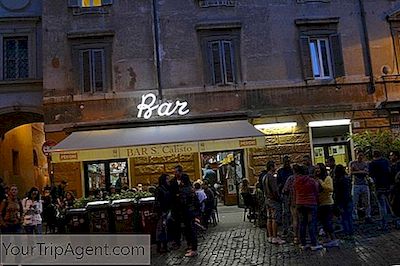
[151,205,400,266]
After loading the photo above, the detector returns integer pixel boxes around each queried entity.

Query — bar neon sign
[137,93,190,119]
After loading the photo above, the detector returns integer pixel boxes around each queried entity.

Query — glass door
[84,159,129,196]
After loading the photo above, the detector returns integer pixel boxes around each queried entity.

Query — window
[309,38,333,79]
[208,40,236,85]
[3,36,29,80]
[81,0,101,7]
[12,150,20,175]
[68,0,113,8]
[33,150,39,167]
[197,24,241,86]
[296,18,344,80]
[79,49,105,93]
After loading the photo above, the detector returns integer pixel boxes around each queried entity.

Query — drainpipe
[152,0,163,100]
[358,0,375,94]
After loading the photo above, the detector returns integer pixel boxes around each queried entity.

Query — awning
[51,120,265,163]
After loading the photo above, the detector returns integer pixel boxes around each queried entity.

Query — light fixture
[254,122,297,130]
[308,119,351,127]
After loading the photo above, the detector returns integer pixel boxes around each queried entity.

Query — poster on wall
[227,178,236,195]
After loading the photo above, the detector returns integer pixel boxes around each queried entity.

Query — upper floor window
[309,38,333,79]
[69,33,113,94]
[80,49,105,93]
[208,40,236,85]
[68,0,113,8]
[296,18,344,80]
[197,23,241,86]
[82,0,101,7]
[3,36,29,80]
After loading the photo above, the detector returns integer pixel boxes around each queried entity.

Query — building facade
[43,0,400,198]
[0,0,47,194]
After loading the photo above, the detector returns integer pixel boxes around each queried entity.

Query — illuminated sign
[137,93,190,119]
[59,153,78,161]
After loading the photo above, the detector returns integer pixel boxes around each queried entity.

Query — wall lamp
[254,122,298,130]
[308,119,351,128]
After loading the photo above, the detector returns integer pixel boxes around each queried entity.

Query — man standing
[169,165,184,249]
[264,161,285,245]
[302,155,315,177]
[277,155,293,236]
[369,150,392,230]
[203,164,217,189]
[349,151,372,222]
[326,156,337,180]
[389,151,400,185]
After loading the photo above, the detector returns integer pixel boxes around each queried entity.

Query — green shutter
[299,36,314,80]
[330,34,345,78]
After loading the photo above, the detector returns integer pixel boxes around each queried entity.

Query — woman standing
[22,187,43,234]
[315,163,339,247]
[333,165,354,238]
[155,174,171,253]
[179,174,200,257]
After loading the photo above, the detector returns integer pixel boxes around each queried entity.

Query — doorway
[200,150,245,206]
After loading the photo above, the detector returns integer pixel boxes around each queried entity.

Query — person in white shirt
[22,187,43,234]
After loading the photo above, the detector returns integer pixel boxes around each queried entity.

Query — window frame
[208,39,236,85]
[309,37,333,79]
[79,48,106,93]
[198,27,242,86]
[3,36,30,80]
[71,39,113,95]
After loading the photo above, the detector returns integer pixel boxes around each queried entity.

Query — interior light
[254,122,297,130]
[308,119,351,127]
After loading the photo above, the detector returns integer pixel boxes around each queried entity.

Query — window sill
[0,78,42,85]
[305,78,336,86]
[71,6,110,16]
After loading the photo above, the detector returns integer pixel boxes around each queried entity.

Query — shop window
[84,160,129,196]
[296,18,345,80]
[197,24,241,86]
[3,36,29,80]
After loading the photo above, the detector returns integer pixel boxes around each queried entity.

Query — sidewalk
[151,205,400,266]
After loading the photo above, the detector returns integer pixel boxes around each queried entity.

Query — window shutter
[299,36,314,80]
[68,0,80,7]
[223,40,235,84]
[330,34,345,78]
[102,0,113,5]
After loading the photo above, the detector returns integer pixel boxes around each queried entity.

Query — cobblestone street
[151,205,400,266]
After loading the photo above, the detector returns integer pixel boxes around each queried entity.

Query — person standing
[203,164,217,189]
[302,155,315,177]
[389,151,400,185]
[0,185,23,234]
[155,174,171,253]
[333,165,354,238]
[168,165,184,249]
[350,151,372,222]
[315,164,339,247]
[283,166,299,244]
[277,155,293,236]
[264,161,285,245]
[326,157,337,180]
[179,174,200,257]
[369,150,392,230]
[22,187,43,234]
[202,180,215,228]
[294,165,322,250]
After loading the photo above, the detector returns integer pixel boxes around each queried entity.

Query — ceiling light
[308,119,351,127]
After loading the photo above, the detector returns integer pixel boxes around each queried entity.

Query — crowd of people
[0,179,74,234]
[154,165,218,257]
[241,150,400,250]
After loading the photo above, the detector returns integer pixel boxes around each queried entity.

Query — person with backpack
[22,187,43,234]
[0,185,23,234]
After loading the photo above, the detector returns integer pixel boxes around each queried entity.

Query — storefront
[50,120,265,198]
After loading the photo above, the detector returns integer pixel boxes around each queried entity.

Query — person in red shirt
[294,164,322,251]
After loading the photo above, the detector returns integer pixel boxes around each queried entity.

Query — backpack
[258,171,267,192]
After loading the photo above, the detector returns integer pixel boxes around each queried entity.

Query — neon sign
[137,93,190,119]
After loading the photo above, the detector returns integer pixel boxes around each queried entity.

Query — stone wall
[53,162,82,198]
